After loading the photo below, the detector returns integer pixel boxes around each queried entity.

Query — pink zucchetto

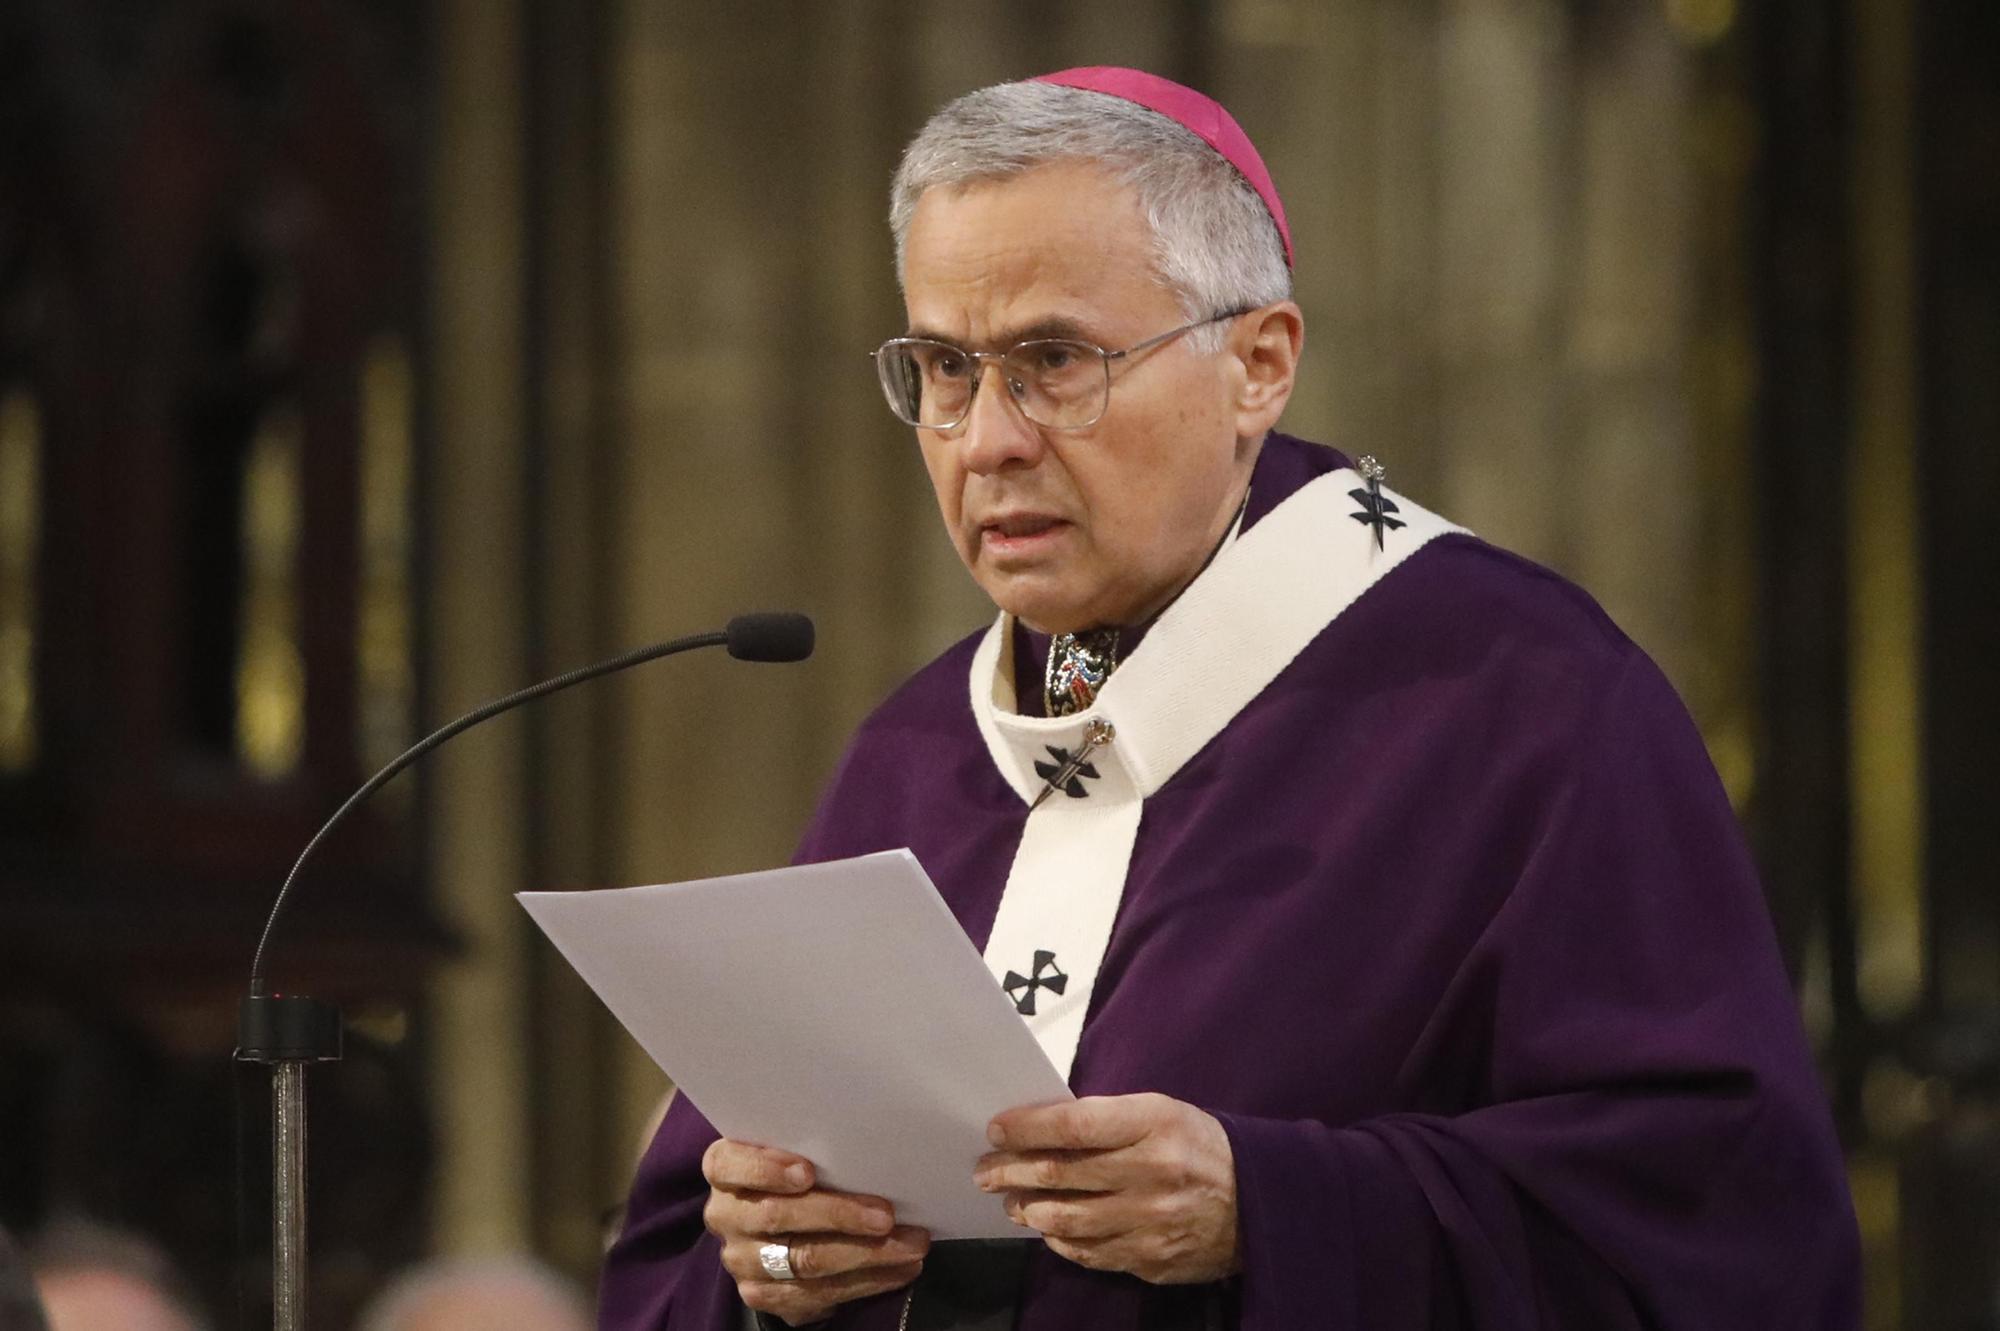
[1032,65,1294,268]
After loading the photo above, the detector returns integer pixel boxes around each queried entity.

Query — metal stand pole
[272,1062,310,1331]
[237,994,342,1331]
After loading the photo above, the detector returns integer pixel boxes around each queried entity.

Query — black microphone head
[725,612,815,662]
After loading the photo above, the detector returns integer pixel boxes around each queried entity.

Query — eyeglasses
[871,308,1252,432]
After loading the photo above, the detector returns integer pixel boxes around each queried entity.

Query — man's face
[900,161,1258,635]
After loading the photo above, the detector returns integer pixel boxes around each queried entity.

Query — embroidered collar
[970,465,1465,807]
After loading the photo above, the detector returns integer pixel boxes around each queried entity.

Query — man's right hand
[702,1138,930,1327]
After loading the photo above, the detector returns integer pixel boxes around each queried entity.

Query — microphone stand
[236,994,343,1331]
[233,616,812,1328]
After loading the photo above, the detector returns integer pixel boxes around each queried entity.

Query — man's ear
[1231,302,1304,439]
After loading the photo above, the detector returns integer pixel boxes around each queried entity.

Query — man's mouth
[979,513,1071,553]
[986,513,1063,537]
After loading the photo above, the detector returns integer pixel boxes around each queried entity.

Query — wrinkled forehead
[899,162,1177,345]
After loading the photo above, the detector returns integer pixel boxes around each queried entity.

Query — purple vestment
[599,434,1860,1330]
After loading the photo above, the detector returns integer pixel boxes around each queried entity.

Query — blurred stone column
[607,0,804,1147]
[1219,0,1712,711]
[1432,0,1572,566]
[426,0,533,1254]
[1565,6,1699,693]
[520,0,631,1270]
[1214,0,1448,491]
[601,0,939,1151]
[800,5,978,705]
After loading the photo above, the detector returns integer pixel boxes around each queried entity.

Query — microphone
[726,611,814,663]
[244,611,814,995]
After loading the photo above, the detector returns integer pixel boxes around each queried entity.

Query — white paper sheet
[518,849,1072,1239]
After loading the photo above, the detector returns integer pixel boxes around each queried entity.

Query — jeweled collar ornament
[1030,717,1116,811]
[1350,454,1405,550]
[1044,627,1119,717]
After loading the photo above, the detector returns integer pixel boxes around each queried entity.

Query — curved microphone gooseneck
[246,612,813,993]
[234,610,813,1331]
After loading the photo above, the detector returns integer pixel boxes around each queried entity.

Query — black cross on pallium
[1033,745,1100,800]
[1002,950,1068,1016]
[1349,487,1406,545]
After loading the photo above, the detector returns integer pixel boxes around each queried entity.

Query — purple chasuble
[598,433,1860,1331]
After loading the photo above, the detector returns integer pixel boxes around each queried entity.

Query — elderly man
[600,67,1859,1331]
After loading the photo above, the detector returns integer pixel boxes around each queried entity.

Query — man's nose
[958,362,1046,475]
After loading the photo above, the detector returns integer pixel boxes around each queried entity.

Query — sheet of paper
[518,849,1072,1239]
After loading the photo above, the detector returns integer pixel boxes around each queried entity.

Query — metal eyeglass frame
[871,306,1255,432]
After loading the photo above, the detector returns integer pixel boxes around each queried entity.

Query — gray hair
[890,80,1292,353]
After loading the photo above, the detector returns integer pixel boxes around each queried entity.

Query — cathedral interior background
[0,1,1994,1327]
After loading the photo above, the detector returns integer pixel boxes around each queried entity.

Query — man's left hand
[974,1092,1240,1285]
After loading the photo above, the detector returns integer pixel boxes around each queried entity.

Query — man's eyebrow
[903,315,1103,348]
